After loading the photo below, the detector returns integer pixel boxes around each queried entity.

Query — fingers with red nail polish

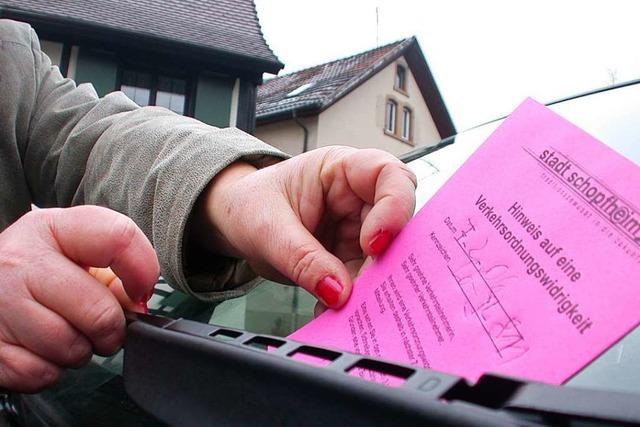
[245,202,353,309]
[135,301,149,315]
[316,276,343,307]
[369,229,393,256]
[355,157,416,257]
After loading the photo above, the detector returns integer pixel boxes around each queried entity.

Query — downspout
[292,109,309,153]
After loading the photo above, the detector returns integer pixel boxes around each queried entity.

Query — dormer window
[385,99,397,133]
[286,83,314,97]
[395,65,406,92]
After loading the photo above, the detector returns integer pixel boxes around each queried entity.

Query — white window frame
[402,107,412,140]
[385,99,397,133]
[395,65,406,91]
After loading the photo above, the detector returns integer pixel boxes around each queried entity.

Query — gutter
[256,101,322,125]
[292,109,309,153]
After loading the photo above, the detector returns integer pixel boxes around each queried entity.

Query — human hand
[88,266,150,314]
[0,206,158,392]
[197,146,416,309]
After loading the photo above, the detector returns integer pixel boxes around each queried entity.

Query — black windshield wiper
[124,313,640,426]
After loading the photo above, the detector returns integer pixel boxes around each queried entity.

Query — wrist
[192,161,258,258]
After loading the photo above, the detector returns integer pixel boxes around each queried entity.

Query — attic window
[402,107,412,140]
[385,99,397,133]
[395,65,406,92]
[286,83,314,97]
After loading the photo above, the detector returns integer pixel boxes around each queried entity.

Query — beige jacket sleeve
[2,19,288,301]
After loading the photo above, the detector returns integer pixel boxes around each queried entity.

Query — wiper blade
[124,314,640,426]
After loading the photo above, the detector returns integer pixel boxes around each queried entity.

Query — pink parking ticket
[291,98,640,385]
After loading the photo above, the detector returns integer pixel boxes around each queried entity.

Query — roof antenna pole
[376,6,380,47]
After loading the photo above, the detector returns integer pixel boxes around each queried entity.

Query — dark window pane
[121,70,186,114]
[121,70,136,86]
[122,70,151,88]
[158,76,186,94]
[172,78,186,94]
[156,91,185,115]
[158,76,172,92]
[156,75,187,115]
[121,69,152,106]
[385,100,397,133]
[121,85,150,106]
[136,72,152,88]
[169,94,185,114]
[402,108,411,140]
[395,65,406,91]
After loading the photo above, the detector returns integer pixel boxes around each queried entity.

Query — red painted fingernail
[369,229,393,255]
[140,291,153,303]
[315,276,343,307]
[137,301,149,315]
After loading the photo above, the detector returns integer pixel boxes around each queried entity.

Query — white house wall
[254,115,319,156]
[317,57,442,157]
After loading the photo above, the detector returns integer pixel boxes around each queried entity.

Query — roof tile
[257,39,409,119]
[0,0,281,65]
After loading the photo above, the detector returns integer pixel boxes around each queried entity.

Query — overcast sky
[254,0,640,131]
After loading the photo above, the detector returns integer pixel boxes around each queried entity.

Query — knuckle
[86,301,124,346]
[19,209,65,251]
[289,243,323,285]
[36,366,61,390]
[319,145,352,166]
[363,148,388,158]
[108,214,138,252]
[320,145,350,156]
[23,208,58,229]
[399,163,418,187]
[22,208,46,223]
[34,322,91,366]
[380,162,418,193]
[356,148,396,164]
[65,336,92,367]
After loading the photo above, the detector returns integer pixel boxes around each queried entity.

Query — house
[255,38,455,157]
[0,0,283,133]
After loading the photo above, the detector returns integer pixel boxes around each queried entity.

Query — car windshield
[128,82,640,392]
[191,82,640,396]
[28,82,640,425]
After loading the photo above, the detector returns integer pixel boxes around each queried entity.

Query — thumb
[259,211,352,309]
[49,206,159,303]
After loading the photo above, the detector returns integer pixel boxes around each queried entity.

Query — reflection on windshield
[549,84,640,164]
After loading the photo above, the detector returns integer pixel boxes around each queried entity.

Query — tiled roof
[256,37,456,138]
[0,0,282,69]
[257,39,409,119]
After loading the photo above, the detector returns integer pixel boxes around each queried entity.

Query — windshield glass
[32,83,640,424]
